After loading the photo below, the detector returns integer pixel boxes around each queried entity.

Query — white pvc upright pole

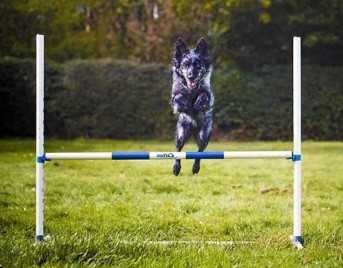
[36,34,45,242]
[293,36,303,249]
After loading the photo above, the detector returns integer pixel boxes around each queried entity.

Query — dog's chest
[180,92,212,124]
[182,92,198,106]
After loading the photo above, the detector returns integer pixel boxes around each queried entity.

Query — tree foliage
[1,0,343,67]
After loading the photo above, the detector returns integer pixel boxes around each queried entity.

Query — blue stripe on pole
[292,154,301,161]
[36,235,44,241]
[112,152,149,160]
[292,236,304,245]
[37,155,46,163]
[186,152,224,159]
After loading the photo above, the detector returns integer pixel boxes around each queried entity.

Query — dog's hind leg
[193,116,213,174]
[173,115,192,176]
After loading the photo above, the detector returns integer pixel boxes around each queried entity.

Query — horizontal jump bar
[44,151,292,160]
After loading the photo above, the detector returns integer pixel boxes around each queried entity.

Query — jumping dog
[170,37,214,176]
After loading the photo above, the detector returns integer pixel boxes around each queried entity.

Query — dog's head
[172,37,211,91]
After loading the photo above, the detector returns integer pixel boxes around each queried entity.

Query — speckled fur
[170,37,214,176]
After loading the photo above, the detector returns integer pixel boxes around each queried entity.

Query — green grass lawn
[0,139,342,267]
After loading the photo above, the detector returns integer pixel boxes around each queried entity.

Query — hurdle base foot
[290,235,304,249]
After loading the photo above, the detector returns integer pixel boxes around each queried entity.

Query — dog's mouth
[185,78,199,90]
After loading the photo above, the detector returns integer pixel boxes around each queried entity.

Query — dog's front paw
[173,162,181,176]
[193,94,209,112]
[173,94,191,114]
[192,161,200,174]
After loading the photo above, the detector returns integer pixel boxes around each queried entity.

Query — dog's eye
[182,62,190,67]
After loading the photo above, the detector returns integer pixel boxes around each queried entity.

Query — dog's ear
[195,37,208,57]
[173,37,188,67]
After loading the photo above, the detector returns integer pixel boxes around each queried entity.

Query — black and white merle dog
[170,37,214,176]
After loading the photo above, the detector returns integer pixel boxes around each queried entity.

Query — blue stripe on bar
[112,152,149,160]
[186,152,224,159]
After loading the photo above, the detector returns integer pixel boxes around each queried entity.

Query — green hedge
[1,58,342,140]
[50,60,173,138]
[214,67,293,140]
[0,58,63,137]
[214,66,343,140]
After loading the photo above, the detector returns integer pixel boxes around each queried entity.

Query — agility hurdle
[35,35,303,249]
